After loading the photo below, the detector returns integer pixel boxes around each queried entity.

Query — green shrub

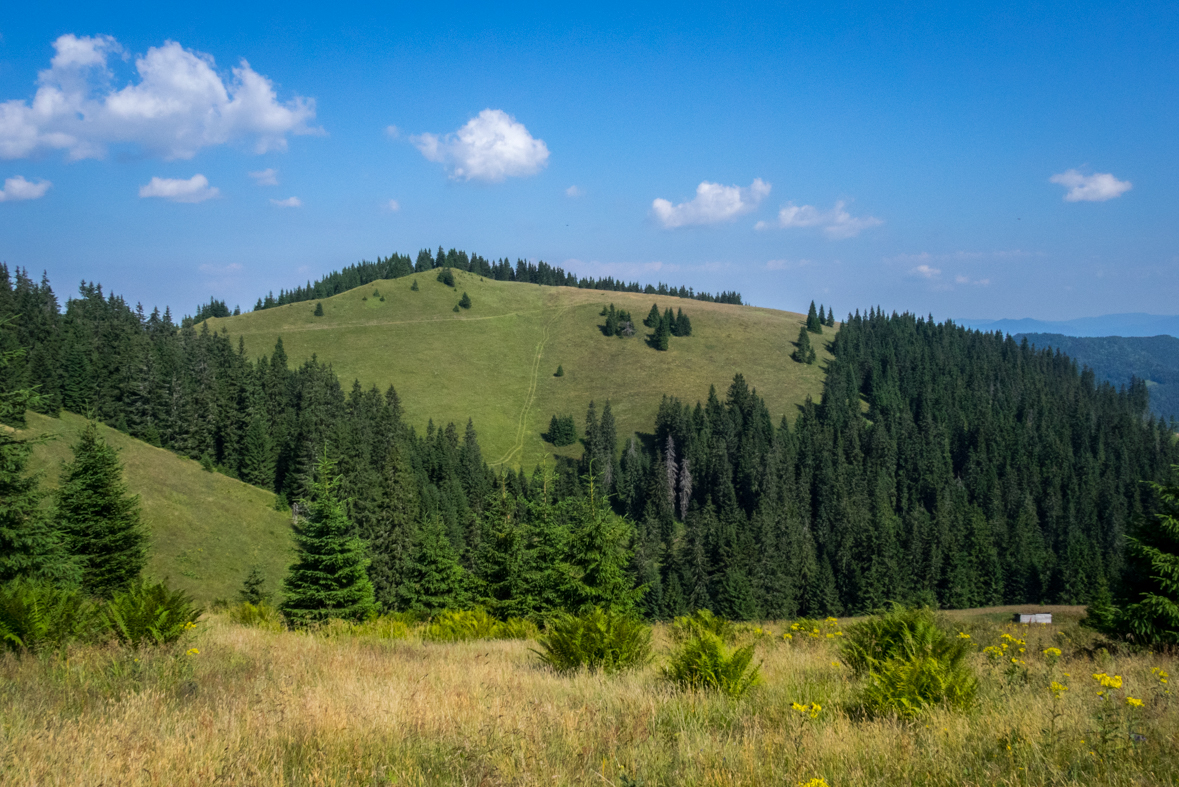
[425,608,501,642]
[0,580,101,652]
[226,601,285,632]
[533,607,652,674]
[662,630,761,697]
[437,268,455,287]
[856,654,978,718]
[102,580,201,648]
[841,605,977,717]
[494,617,539,640]
[671,609,737,644]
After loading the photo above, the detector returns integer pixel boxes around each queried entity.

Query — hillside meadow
[2,607,1176,786]
[18,411,293,605]
[206,271,833,469]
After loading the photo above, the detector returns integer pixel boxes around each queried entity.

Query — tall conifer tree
[56,422,147,597]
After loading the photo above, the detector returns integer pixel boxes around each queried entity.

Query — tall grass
[1,607,1176,786]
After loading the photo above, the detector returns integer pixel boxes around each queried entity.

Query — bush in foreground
[533,607,652,674]
[0,579,100,652]
[662,628,761,698]
[102,580,201,648]
[670,609,737,644]
[226,601,285,632]
[424,608,538,642]
[841,605,977,717]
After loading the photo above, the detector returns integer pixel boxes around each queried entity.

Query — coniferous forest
[2,263,1176,619]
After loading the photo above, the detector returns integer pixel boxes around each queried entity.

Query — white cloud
[1049,169,1131,202]
[955,275,990,286]
[270,196,301,207]
[138,174,218,202]
[911,264,941,278]
[0,34,319,161]
[652,178,770,229]
[249,167,278,186]
[412,109,549,182]
[565,185,583,198]
[386,199,400,212]
[385,125,400,139]
[756,200,882,239]
[0,175,51,202]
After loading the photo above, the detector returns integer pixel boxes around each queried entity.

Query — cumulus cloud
[1049,169,1131,202]
[139,174,219,203]
[756,200,882,239]
[0,34,319,161]
[386,199,400,212]
[911,264,941,279]
[270,196,301,207]
[0,175,51,202]
[249,167,278,185]
[652,178,770,229]
[411,109,549,182]
[565,185,583,198]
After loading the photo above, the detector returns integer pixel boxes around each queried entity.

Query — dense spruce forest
[2,264,1176,618]
[240,247,743,313]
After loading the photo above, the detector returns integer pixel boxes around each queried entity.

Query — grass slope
[208,270,834,469]
[19,411,293,604]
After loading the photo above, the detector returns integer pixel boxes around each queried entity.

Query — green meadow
[20,411,293,605]
[207,270,834,469]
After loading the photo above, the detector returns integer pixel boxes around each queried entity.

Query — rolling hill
[206,270,834,469]
[19,411,294,604]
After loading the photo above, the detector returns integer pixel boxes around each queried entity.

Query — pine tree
[404,517,469,614]
[459,292,472,309]
[792,326,816,364]
[644,303,660,328]
[281,451,377,625]
[654,313,671,351]
[675,309,692,337]
[604,305,619,336]
[238,566,270,604]
[366,440,420,610]
[0,329,79,586]
[1104,472,1179,644]
[241,413,276,489]
[554,364,564,378]
[562,477,643,613]
[806,301,822,333]
[411,279,420,291]
[56,422,148,597]
[313,302,324,317]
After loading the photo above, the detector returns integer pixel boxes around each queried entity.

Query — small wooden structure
[1013,613,1052,624]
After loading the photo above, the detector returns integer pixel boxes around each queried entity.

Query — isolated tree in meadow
[459,292,472,309]
[281,450,377,625]
[792,326,816,364]
[437,268,455,287]
[411,279,420,291]
[554,364,564,378]
[806,300,822,333]
[56,422,148,597]
[313,302,324,317]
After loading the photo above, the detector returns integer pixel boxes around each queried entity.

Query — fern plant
[670,609,737,644]
[662,629,761,697]
[0,580,100,652]
[102,580,201,648]
[533,607,652,674]
[226,601,285,632]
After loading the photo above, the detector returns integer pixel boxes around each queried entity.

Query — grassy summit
[207,270,834,469]
[20,411,293,604]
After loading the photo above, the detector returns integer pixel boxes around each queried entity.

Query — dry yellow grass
[2,611,1175,786]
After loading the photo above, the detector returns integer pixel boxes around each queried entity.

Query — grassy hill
[207,270,834,469]
[19,411,294,605]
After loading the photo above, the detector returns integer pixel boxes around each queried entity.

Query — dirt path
[492,306,567,467]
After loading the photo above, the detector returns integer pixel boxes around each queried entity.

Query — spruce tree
[554,364,564,377]
[1104,472,1179,644]
[366,440,420,610]
[313,302,324,316]
[0,331,79,586]
[644,303,660,328]
[411,279,420,291]
[459,292,472,309]
[56,422,148,597]
[654,314,671,351]
[281,451,377,625]
[238,566,270,605]
[562,477,643,613]
[404,517,469,614]
[792,326,816,364]
[241,413,276,489]
[806,300,822,333]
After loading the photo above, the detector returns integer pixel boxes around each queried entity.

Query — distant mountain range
[956,313,1179,338]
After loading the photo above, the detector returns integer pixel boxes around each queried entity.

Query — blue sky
[1,1,1176,320]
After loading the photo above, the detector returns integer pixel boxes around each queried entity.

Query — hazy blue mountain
[1016,333,1179,421]
[957,313,1179,338]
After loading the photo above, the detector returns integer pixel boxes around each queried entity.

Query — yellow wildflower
[186,647,200,656]
[958,632,971,639]
[798,779,829,787]
[1092,673,1122,689]
[791,702,822,719]
[1049,681,1069,699]
[1043,647,1062,659]
[1126,697,1144,708]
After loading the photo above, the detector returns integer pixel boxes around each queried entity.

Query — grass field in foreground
[19,411,294,605]
[207,271,834,469]
[3,606,1176,786]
